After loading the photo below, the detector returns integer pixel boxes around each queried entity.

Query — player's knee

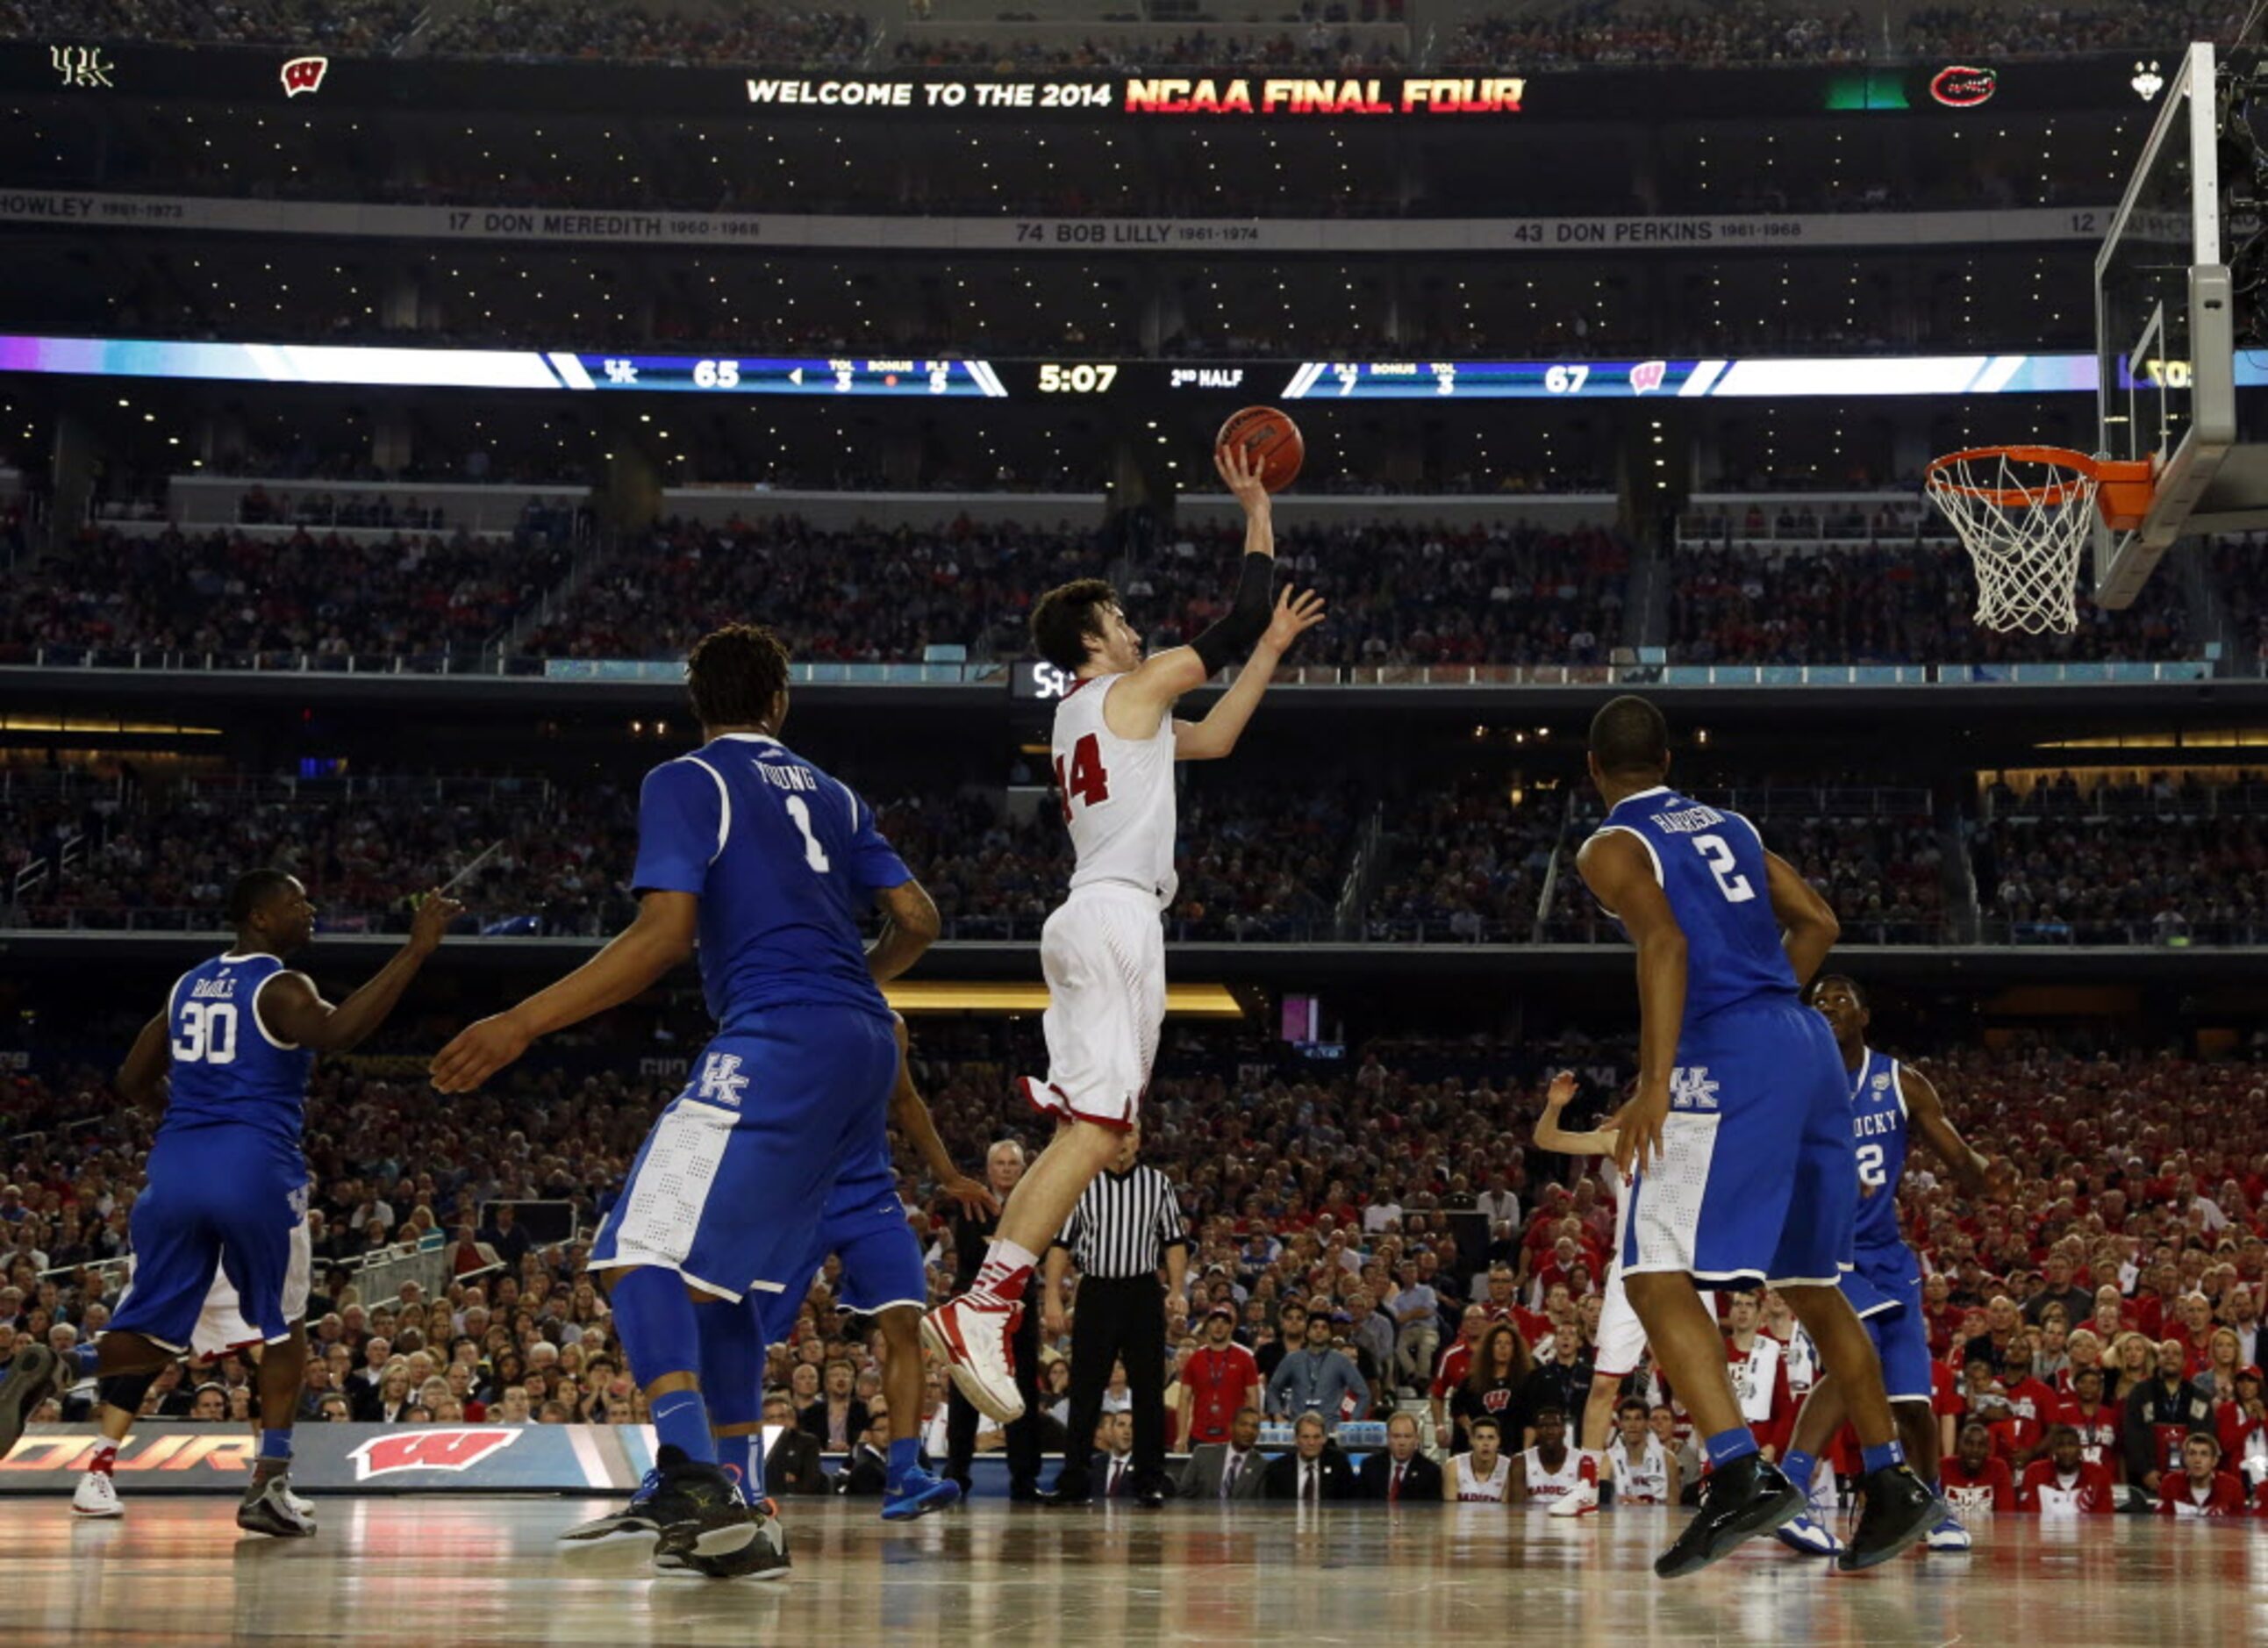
[876,1307,921,1357]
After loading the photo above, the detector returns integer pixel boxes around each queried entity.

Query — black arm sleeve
[1187,553,1277,675]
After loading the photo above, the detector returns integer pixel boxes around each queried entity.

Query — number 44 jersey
[1052,674,1178,911]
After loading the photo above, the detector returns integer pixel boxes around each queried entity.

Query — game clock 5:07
[1037,362,1120,393]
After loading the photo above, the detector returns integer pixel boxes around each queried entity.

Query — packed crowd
[1445,0,2247,69]
[1366,779,1562,943]
[9,1026,2268,1513]
[0,0,420,50]
[0,527,572,664]
[1663,543,2200,666]
[892,25,1406,71]
[426,0,870,66]
[1973,813,2268,946]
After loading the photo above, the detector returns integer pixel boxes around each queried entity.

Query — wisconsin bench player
[924,442,1325,1421]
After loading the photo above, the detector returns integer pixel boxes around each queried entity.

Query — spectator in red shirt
[1177,1307,1263,1449]
[1940,1420,2016,1515]
[1427,1304,1489,1447]
[1996,1358,2062,1469]
[2078,1283,2132,1345]
[2165,1293,2215,1371]
[2156,1433,2247,1517]
[2217,1365,2267,1486]
[2053,1365,2125,1477]
[2019,1425,2116,1515]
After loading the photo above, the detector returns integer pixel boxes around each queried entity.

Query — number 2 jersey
[632,731,912,1031]
[161,951,316,1150]
[1848,1046,1912,1255]
[1052,673,1177,910]
[1587,785,1797,1021]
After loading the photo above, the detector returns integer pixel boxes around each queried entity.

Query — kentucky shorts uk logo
[348,1428,519,1480]
[696,1052,749,1107]
[1669,1066,1721,1111]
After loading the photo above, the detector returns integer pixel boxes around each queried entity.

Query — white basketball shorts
[1023,884,1166,1133]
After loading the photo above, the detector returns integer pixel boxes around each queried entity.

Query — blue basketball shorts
[589,1006,898,1302]
[755,1164,929,1343]
[1621,996,1857,1289]
[1844,1240,1933,1404]
[110,1129,309,1352]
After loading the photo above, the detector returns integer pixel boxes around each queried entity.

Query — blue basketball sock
[610,1268,714,1465]
[887,1437,920,1493]
[1861,1439,1907,1474]
[696,1298,764,1499]
[257,1428,292,1463]
[1780,1448,1817,1495]
[1704,1427,1759,1470]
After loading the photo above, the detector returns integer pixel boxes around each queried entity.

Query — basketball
[1216,405,1305,492]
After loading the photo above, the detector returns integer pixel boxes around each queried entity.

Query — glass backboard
[2093,41,2238,607]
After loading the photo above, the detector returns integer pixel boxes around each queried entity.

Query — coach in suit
[1177,1407,1269,1501]
[759,1395,829,1497]
[1357,1412,1444,1504]
[1263,1411,1358,1502]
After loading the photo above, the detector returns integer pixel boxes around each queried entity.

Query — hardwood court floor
[8,1494,2266,1646]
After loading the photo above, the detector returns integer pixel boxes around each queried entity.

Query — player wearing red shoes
[923,444,1324,1423]
[2018,1426,2114,1515]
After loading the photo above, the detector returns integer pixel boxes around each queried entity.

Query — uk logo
[281,55,328,97]
[697,1052,749,1108]
[1669,1066,1721,1112]
[50,46,116,90]
[348,1428,519,1480]
[1628,360,1668,395]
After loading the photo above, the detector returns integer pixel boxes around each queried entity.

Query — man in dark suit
[759,1393,829,1497]
[1092,1411,1142,1501]
[1357,1411,1444,1504]
[1177,1405,1269,1501]
[836,1408,891,1496]
[1263,1411,1356,1502]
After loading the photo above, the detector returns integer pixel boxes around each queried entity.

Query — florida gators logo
[1928,66,1996,108]
[348,1427,519,1480]
[281,56,328,97]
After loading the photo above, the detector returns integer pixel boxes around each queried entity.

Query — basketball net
[1922,447,2100,636]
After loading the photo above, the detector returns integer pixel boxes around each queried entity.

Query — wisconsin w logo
[349,1428,519,1480]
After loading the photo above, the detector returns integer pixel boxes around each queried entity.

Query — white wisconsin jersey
[1520,1447,1582,1504]
[1053,673,1178,909]
[1454,1452,1511,1502]
[1611,1436,1671,1505]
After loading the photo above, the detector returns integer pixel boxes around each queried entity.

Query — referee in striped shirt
[1039,1126,1188,1507]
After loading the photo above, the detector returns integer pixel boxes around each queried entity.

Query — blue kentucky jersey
[631,732,912,1030]
[161,952,316,1150]
[1849,1046,1910,1252]
[1591,785,1797,1021]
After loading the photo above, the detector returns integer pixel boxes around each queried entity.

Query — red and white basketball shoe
[922,1295,1026,1423]
[1549,1452,1602,1517]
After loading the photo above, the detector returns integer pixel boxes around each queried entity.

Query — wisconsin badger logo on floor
[349,1428,520,1480]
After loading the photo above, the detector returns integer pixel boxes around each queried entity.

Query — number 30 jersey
[161,952,316,1150]
[1052,673,1178,910]
[1586,785,1797,1021]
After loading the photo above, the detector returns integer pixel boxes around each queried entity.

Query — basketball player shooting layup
[1772,974,2006,1560]
[924,441,1326,1422]
[0,871,461,1537]
[432,624,940,1579]
[1574,695,1944,1577]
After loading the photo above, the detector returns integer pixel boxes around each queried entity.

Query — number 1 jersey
[1052,674,1178,910]
[1588,785,1797,1021]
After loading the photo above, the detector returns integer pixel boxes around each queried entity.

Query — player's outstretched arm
[1532,1071,1620,1157]
[1105,441,1287,739]
[116,1011,171,1109]
[1761,849,1839,987]
[262,888,463,1056]
[886,1015,998,1218]
[1902,1065,2000,1200]
[1578,833,1686,1176]
[428,890,692,1093]
[867,877,941,985]
[1174,585,1327,762]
